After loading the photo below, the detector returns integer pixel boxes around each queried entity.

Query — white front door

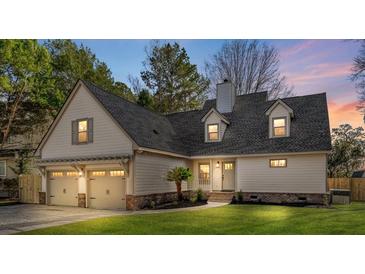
[222,162,235,190]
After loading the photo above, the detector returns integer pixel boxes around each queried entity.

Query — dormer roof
[200,107,230,125]
[265,99,294,118]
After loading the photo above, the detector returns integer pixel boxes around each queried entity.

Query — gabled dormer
[201,108,230,142]
[265,99,294,138]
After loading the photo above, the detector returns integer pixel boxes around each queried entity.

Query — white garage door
[48,171,79,206]
[88,169,126,210]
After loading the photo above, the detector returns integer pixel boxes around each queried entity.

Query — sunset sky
[75,39,364,129]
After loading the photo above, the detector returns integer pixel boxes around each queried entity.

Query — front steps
[208,191,235,203]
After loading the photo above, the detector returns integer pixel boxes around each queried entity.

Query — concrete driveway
[0,202,226,235]
[0,204,125,235]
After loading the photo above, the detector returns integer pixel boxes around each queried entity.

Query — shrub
[237,190,243,203]
[196,188,206,202]
[149,200,156,209]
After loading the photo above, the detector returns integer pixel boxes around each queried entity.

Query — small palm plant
[166,167,192,201]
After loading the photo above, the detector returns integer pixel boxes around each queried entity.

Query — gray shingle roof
[83,80,332,157]
[83,81,187,155]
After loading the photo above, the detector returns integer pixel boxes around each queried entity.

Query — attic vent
[153,129,159,135]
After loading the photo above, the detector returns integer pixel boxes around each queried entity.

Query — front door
[222,162,235,190]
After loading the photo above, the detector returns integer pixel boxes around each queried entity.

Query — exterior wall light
[216,161,220,168]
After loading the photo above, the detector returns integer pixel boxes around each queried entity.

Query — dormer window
[265,99,293,139]
[208,124,219,141]
[201,108,230,143]
[272,117,287,137]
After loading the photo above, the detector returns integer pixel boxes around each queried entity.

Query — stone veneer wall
[126,191,193,210]
[239,192,329,206]
[78,193,86,208]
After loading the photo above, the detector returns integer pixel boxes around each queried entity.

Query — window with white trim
[272,117,287,137]
[199,163,210,185]
[270,159,287,168]
[207,124,219,141]
[0,161,6,176]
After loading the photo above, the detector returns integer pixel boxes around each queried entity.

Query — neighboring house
[0,132,45,180]
[35,79,332,210]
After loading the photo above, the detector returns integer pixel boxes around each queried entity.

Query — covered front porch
[191,158,236,193]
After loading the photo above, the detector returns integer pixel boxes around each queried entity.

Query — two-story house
[35,80,332,210]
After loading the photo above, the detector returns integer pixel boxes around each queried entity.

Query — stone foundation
[39,192,46,204]
[78,193,86,208]
[126,191,193,210]
[238,192,329,206]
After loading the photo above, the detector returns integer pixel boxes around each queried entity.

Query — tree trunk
[176,181,182,201]
[1,90,24,149]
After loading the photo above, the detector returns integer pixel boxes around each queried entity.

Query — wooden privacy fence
[328,178,365,201]
[19,175,41,204]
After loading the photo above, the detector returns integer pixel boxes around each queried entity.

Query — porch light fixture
[216,161,220,168]
[78,171,83,176]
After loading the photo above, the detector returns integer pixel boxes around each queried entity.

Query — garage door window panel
[91,171,106,176]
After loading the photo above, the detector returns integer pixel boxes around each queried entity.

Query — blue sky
[73,39,362,128]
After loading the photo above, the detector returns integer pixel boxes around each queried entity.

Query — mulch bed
[153,200,208,210]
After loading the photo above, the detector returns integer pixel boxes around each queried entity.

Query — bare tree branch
[205,40,294,99]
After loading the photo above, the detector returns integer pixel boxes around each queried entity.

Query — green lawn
[20,203,365,235]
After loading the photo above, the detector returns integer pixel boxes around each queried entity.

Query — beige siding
[268,103,291,138]
[41,85,133,159]
[236,154,327,193]
[134,152,191,195]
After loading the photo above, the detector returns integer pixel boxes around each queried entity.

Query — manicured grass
[20,203,365,235]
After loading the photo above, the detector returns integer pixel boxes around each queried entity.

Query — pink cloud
[327,100,364,129]
[286,63,352,85]
[280,40,317,59]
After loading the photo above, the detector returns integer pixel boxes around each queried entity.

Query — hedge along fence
[328,178,365,201]
[0,178,19,199]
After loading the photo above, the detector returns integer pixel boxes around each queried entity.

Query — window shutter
[88,118,93,143]
[71,120,78,145]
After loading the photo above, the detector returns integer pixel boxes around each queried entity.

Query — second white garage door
[88,169,126,210]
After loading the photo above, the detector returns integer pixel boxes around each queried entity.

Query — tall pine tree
[141,42,209,113]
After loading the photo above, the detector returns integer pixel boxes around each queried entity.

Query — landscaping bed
[153,200,207,210]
